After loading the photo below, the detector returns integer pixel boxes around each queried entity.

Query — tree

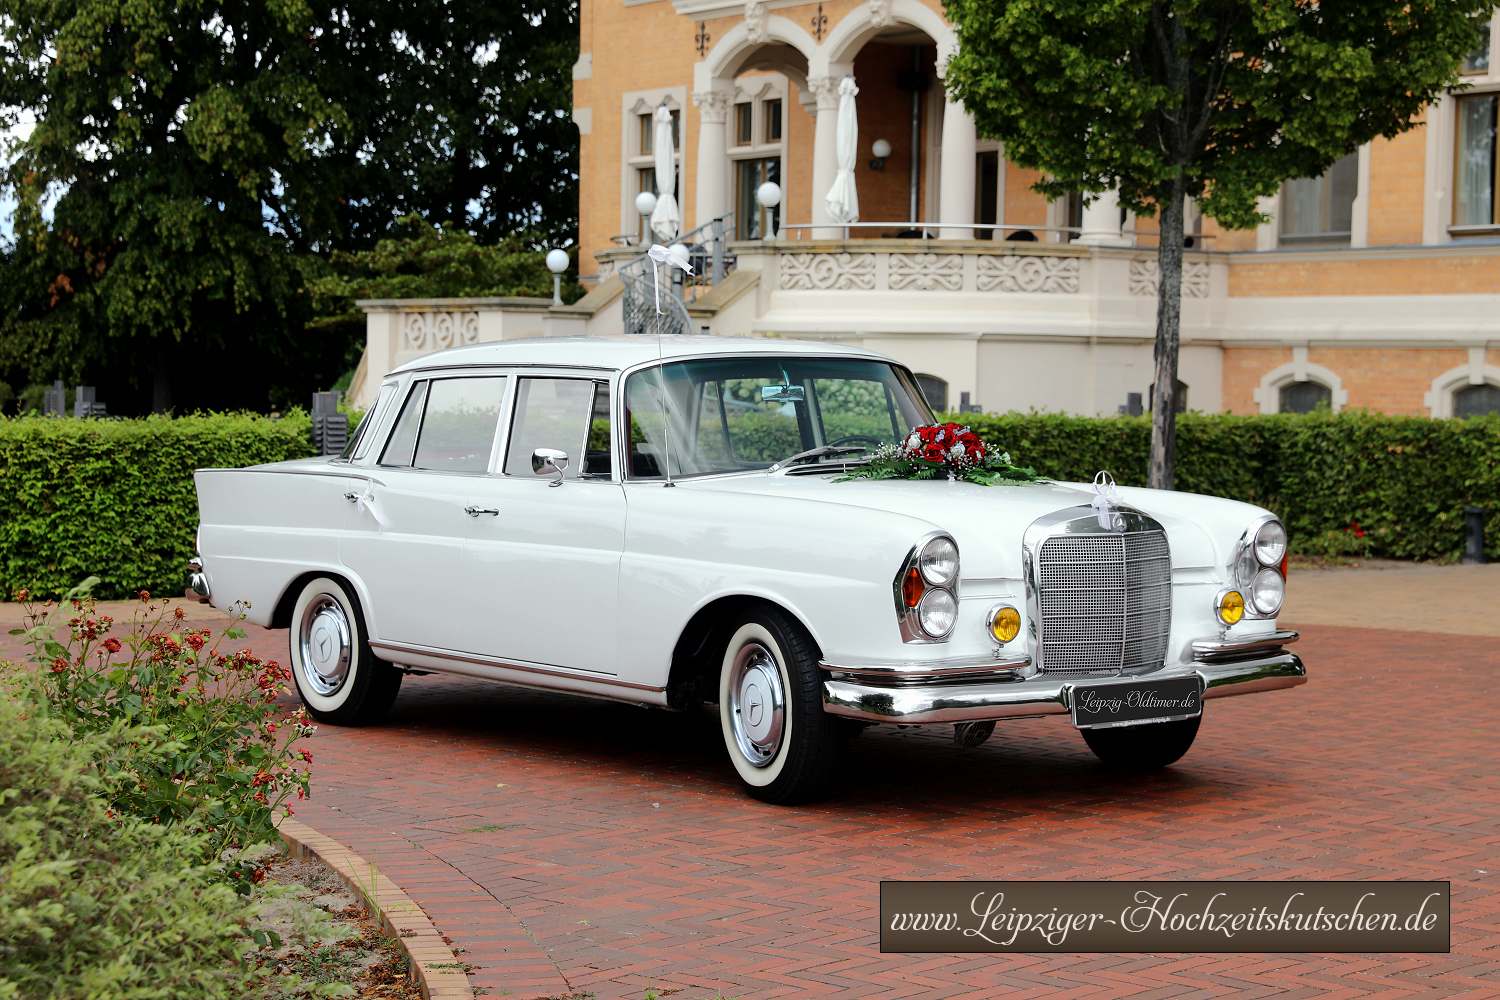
[0,0,578,412]
[303,215,579,368]
[942,0,1494,488]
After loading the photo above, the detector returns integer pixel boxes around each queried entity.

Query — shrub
[0,679,249,999]
[0,412,314,600]
[952,410,1500,562]
[10,585,314,885]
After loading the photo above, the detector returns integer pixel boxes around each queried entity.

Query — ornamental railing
[617,212,735,335]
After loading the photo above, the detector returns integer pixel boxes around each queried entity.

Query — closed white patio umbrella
[649,105,680,243]
[824,77,860,226]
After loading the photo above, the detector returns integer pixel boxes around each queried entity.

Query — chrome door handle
[464,506,500,517]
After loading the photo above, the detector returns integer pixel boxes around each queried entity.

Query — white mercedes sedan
[193,337,1305,803]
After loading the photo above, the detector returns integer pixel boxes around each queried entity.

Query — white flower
[948,442,966,461]
[904,433,921,452]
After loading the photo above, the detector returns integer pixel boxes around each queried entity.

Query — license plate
[1070,675,1203,729]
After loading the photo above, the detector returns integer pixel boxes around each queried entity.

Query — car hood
[684,473,1236,580]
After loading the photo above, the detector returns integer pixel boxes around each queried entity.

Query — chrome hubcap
[728,641,786,768]
[298,596,352,696]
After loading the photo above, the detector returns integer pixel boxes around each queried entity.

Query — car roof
[388,335,893,376]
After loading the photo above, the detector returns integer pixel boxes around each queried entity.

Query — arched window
[1454,383,1500,418]
[915,374,948,412]
[1279,381,1333,414]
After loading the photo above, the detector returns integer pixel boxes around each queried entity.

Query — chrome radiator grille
[1035,529,1172,675]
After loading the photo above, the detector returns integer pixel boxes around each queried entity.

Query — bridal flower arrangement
[837,422,1041,487]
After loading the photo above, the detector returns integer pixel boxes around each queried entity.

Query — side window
[346,383,396,461]
[583,383,613,477]
[624,372,670,479]
[411,377,506,473]
[504,378,600,479]
[379,380,429,467]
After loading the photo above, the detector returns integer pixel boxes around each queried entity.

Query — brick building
[357,2,1500,417]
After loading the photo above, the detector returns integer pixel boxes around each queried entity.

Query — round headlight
[917,588,958,638]
[987,605,1021,644]
[1235,547,1258,587]
[1250,567,1284,615]
[1216,589,1245,626]
[1253,520,1287,567]
[918,536,959,587]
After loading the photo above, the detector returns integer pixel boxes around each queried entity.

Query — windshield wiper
[769,445,869,472]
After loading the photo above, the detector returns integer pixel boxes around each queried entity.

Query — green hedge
[2,411,1496,601]
[0,414,314,600]
[949,411,1500,562]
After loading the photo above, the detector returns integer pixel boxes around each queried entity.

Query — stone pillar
[1254,193,1279,251]
[937,93,977,239]
[693,86,732,229]
[1076,189,1129,246]
[808,74,842,238]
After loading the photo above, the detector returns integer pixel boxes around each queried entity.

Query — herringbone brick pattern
[5,615,1492,996]
[278,627,1500,998]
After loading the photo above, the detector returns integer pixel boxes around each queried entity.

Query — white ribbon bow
[645,244,694,314]
[1091,470,1122,530]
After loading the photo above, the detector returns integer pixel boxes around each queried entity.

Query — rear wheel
[1081,716,1200,770]
[717,607,839,804]
[288,576,401,725]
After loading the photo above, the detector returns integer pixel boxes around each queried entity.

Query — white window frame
[1253,349,1348,414]
[1424,12,1500,242]
[727,77,788,240]
[619,88,686,240]
[1424,349,1500,417]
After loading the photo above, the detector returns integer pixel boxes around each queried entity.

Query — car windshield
[622,356,935,479]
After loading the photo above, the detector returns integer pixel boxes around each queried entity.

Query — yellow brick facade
[573,1,1500,417]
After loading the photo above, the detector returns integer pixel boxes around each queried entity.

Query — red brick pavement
[5,617,1497,997]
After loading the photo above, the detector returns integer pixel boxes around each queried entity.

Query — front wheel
[718,607,840,804]
[287,576,402,725]
[1081,716,1200,770]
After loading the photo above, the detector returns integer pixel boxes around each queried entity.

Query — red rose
[103,637,122,654]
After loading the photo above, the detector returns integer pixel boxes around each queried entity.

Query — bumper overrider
[821,630,1305,725]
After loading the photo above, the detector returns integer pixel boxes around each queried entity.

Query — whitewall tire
[288,576,401,725]
[717,607,838,804]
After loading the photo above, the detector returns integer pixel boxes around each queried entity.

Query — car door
[338,372,510,651]
[454,373,627,677]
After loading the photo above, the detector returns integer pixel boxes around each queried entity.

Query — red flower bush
[13,584,314,892]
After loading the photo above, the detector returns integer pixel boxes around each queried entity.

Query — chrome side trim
[1192,629,1300,662]
[367,639,665,693]
[822,651,1305,725]
[820,652,1030,684]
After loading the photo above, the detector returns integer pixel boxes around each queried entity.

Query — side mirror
[531,447,570,486]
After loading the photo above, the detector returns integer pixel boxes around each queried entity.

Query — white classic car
[193,336,1305,803]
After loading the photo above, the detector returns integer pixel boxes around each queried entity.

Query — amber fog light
[987,605,1021,643]
[1216,589,1245,626]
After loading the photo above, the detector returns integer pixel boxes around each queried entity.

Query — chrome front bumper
[821,645,1306,725]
